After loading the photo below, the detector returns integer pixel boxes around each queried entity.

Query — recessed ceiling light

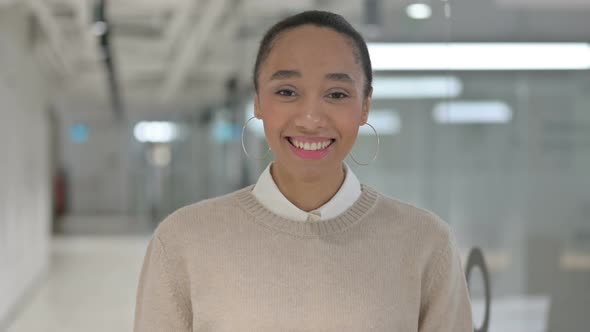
[406,3,432,20]
[92,21,108,36]
[433,101,513,124]
[134,122,178,143]
[368,43,590,71]
[372,76,462,99]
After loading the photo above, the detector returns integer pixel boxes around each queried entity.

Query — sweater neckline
[235,184,379,237]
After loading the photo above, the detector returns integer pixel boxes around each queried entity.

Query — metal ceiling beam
[72,0,96,62]
[216,8,240,63]
[160,0,231,102]
[161,0,203,52]
[95,0,124,117]
[198,7,242,85]
[108,0,183,14]
[26,0,72,75]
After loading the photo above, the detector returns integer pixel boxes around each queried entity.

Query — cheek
[260,97,298,129]
[262,109,283,132]
[333,109,362,139]
[341,124,360,146]
[261,107,288,146]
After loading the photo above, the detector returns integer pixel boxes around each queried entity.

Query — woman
[134,10,473,331]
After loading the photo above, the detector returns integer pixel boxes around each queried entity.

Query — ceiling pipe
[94,0,124,118]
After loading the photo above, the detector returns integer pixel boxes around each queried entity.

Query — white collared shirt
[251,162,362,222]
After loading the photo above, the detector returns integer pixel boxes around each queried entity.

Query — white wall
[0,5,52,328]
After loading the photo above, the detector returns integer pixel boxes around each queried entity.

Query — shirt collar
[251,162,361,222]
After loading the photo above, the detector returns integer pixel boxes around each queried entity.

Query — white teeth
[290,138,332,151]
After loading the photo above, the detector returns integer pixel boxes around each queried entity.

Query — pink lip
[285,137,335,160]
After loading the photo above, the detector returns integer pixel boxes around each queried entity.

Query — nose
[293,97,326,132]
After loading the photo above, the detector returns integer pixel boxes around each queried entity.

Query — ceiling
[12,0,590,113]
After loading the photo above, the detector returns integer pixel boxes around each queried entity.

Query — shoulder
[154,185,254,244]
[364,185,453,250]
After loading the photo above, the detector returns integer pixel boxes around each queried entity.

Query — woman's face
[255,25,371,180]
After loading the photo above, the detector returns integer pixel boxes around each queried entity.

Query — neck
[270,162,345,212]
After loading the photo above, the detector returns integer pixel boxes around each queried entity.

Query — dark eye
[276,89,296,97]
[327,92,349,99]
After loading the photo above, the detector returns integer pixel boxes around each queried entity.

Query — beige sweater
[134,185,473,331]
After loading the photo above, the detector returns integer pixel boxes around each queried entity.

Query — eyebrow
[270,70,301,80]
[325,72,355,83]
[269,70,355,84]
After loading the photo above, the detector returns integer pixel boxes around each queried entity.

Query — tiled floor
[6,235,150,332]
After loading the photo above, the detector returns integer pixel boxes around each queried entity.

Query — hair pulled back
[253,10,373,97]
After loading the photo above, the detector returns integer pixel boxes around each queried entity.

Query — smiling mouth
[287,137,335,151]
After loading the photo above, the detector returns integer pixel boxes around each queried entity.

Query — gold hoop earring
[349,122,379,166]
[241,116,271,160]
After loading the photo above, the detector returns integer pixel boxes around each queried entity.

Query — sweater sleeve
[134,235,192,332]
[418,231,473,332]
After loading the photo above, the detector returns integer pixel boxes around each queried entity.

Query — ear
[360,87,372,125]
[254,94,262,119]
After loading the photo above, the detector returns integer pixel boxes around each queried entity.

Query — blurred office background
[1,0,589,331]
